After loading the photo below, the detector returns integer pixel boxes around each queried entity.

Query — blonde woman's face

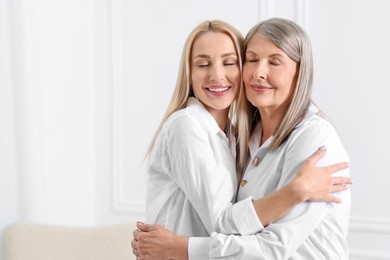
[190,31,240,114]
[243,33,297,113]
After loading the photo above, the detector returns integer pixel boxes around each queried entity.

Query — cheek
[274,77,294,101]
[244,84,254,103]
[224,66,241,86]
[279,72,296,92]
[280,66,297,89]
[232,69,241,86]
[242,66,252,85]
[190,71,202,87]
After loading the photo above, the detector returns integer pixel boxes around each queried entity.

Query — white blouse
[189,104,351,259]
[145,97,262,237]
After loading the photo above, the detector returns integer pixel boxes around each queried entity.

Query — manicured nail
[319,145,327,151]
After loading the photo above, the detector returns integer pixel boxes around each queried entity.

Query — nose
[253,62,266,80]
[209,65,225,81]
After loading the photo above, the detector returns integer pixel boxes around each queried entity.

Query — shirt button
[252,157,260,166]
[240,180,248,187]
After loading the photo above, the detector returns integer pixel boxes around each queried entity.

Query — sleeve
[188,237,212,260]
[188,120,350,259]
[166,116,262,236]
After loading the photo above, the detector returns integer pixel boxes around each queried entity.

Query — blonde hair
[146,20,244,159]
[236,17,317,169]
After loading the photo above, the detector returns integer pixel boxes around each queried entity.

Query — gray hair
[236,17,317,170]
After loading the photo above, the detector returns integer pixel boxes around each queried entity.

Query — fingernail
[136,221,144,226]
[319,145,327,151]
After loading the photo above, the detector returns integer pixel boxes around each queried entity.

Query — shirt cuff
[188,237,211,260]
[232,196,264,235]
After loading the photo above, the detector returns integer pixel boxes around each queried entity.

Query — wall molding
[258,0,308,29]
[110,0,144,214]
[258,0,272,20]
[350,249,390,260]
[350,216,390,234]
[349,216,390,259]
[294,0,308,28]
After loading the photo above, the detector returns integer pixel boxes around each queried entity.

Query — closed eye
[270,60,281,66]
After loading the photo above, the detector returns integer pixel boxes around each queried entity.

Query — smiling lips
[206,85,231,94]
[251,84,272,91]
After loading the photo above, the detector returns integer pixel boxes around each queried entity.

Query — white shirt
[145,97,262,237]
[189,104,351,259]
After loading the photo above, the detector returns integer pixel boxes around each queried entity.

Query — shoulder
[289,115,343,148]
[296,115,336,138]
[287,115,349,162]
[162,107,208,138]
[290,104,336,139]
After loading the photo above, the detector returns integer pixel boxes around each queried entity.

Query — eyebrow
[245,50,285,58]
[193,52,237,59]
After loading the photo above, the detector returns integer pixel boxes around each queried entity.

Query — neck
[258,106,285,144]
[209,108,229,132]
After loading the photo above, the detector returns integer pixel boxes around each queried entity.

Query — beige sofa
[2,223,136,260]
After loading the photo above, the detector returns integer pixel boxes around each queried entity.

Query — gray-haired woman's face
[243,33,297,112]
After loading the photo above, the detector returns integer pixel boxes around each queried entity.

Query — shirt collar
[248,103,319,156]
[187,97,223,136]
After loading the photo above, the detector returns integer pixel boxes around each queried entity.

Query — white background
[1,0,390,259]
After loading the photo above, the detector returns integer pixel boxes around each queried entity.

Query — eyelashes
[196,62,237,68]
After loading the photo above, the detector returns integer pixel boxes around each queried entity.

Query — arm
[132,135,351,260]
[169,118,350,236]
[197,122,351,260]
[251,145,350,226]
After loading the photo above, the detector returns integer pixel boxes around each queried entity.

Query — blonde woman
[139,19,351,258]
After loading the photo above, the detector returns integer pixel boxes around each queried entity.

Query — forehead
[191,31,237,57]
[246,33,284,55]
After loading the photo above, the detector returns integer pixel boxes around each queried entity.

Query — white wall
[1,0,389,259]
[0,0,97,225]
[0,0,19,233]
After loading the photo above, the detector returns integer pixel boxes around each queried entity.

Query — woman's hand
[292,145,352,203]
[131,222,189,260]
